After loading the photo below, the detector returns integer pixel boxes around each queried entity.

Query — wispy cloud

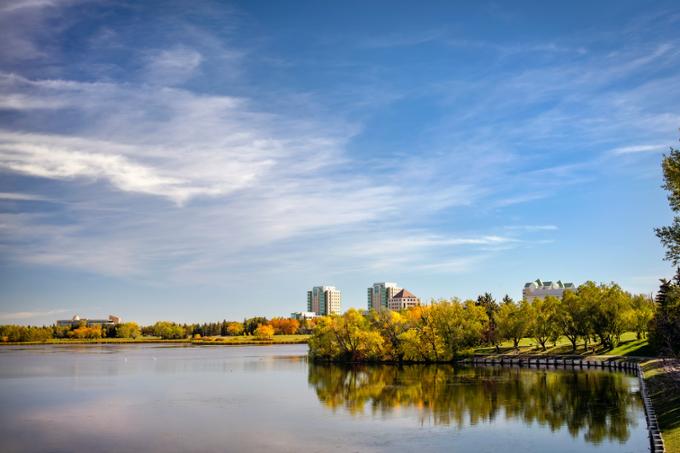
[610,144,666,155]
[143,46,204,85]
[0,192,51,201]
[504,225,559,232]
[0,308,69,321]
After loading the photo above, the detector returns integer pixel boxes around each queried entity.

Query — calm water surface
[0,344,649,452]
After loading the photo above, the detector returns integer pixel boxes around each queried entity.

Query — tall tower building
[307,286,342,316]
[367,282,402,311]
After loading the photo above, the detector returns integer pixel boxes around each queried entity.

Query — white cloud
[504,225,559,232]
[0,308,69,321]
[610,144,665,155]
[144,46,204,85]
[0,192,50,201]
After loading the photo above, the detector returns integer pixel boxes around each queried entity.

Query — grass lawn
[642,359,680,452]
[471,331,652,357]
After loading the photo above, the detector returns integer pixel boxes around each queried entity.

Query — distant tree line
[143,317,305,340]
[0,321,142,342]
[0,316,308,342]
[309,282,656,362]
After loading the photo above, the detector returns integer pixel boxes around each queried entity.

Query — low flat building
[522,279,575,302]
[388,289,421,311]
[290,311,318,321]
[56,314,121,327]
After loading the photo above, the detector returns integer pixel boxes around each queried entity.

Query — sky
[0,0,679,325]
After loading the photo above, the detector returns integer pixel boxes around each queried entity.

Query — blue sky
[0,0,679,325]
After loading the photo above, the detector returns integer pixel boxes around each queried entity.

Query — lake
[0,344,649,452]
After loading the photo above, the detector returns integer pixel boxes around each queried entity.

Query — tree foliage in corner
[651,138,680,356]
[655,144,680,265]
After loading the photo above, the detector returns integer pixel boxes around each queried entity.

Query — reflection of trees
[308,364,641,444]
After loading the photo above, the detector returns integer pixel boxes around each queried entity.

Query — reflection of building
[56,314,121,327]
[307,286,342,316]
[523,279,575,302]
[367,282,402,311]
[388,289,421,311]
[291,311,318,321]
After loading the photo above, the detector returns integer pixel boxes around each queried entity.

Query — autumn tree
[269,318,300,335]
[254,324,275,339]
[226,322,244,336]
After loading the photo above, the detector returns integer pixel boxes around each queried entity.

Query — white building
[367,282,402,311]
[522,279,575,302]
[56,314,121,327]
[290,311,318,321]
[388,289,421,311]
[307,286,342,316]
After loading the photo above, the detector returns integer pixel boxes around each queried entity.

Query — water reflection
[308,363,641,444]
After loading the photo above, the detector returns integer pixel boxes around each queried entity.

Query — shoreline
[0,335,310,346]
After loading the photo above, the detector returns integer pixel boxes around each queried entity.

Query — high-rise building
[307,286,342,316]
[522,279,575,302]
[367,282,402,311]
[388,289,421,311]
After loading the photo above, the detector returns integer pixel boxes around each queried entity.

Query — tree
[627,294,655,340]
[528,295,559,350]
[655,142,680,266]
[495,299,530,350]
[649,277,680,356]
[254,324,275,339]
[554,290,589,351]
[152,321,186,339]
[399,305,446,362]
[269,318,300,335]
[244,317,268,335]
[476,292,499,346]
[116,322,141,339]
[309,309,384,361]
[226,322,244,336]
[70,325,102,339]
[585,282,629,349]
[369,309,407,361]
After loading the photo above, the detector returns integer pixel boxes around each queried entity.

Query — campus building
[387,289,421,311]
[307,286,342,316]
[56,314,121,327]
[522,279,575,302]
[367,282,402,311]
[290,311,318,321]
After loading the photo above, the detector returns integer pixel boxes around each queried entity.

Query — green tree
[495,299,530,350]
[627,294,655,339]
[649,277,680,356]
[528,295,559,350]
[116,322,141,339]
[585,282,629,349]
[152,321,186,339]
[476,293,499,346]
[431,299,488,359]
[655,143,680,266]
[554,290,589,351]
[244,317,268,335]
